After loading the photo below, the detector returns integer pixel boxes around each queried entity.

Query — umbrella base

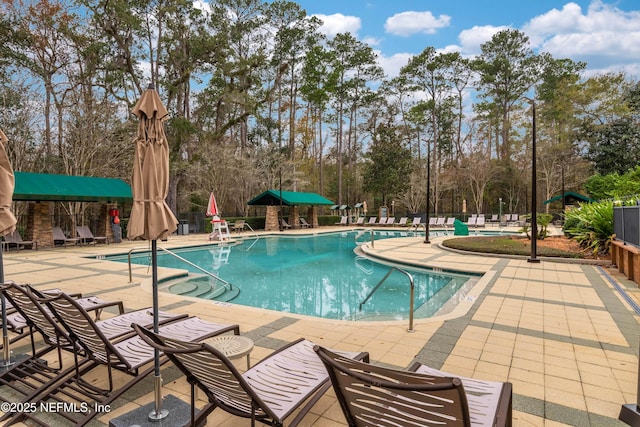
[110,394,192,427]
[0,353,34,376]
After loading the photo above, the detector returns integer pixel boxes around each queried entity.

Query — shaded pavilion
[543,191,593,211]
[13,172,132,248]
[247,190,335,231]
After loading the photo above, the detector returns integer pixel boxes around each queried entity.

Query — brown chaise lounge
[0,287,238,426]
[2,229,37,251]
[134,324,370,427]
[314,345,512,427]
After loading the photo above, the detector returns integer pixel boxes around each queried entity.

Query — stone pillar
[103,203,120,243]
[27,202,53,249]
[265,205,280,231]
[307,206,318,228]
[290,206,300,229]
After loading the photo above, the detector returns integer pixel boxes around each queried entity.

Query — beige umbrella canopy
[128,86,178,240]
[0,130,16,237]
[0,129,17,366]
[127,85,177,420]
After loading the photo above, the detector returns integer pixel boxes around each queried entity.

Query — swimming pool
[116,231,475,321]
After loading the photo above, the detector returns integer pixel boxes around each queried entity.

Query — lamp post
[424,139,431,244]
[526,98,540,263]
[561,160,566,220]
[499,197,503,227]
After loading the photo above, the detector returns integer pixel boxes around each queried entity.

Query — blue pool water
[114,231,474,321]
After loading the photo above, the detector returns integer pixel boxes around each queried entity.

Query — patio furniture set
[0,281,512,426]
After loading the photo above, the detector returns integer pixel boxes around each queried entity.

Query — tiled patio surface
[0,227,639,426]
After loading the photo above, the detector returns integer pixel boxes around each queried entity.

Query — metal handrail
[359,267,415,332]
[354,229,374,247]
[237,223,261,251]
[127,246,233,291]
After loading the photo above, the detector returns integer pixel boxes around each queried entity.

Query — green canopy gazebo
[543,191,593,210]
[13,172,132,247]
[248,190,334,231]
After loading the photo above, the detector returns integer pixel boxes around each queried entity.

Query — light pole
[525,98,540,263]
[499,197,503,227]
[424,140,431,244]
[561,160,566,220]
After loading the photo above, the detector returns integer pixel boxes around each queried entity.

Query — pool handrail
[359,267,415,332]
[354,229,375,247]
[127,246,234,292]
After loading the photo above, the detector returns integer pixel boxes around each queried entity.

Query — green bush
[563,200,613,256]
[520,213,553,239]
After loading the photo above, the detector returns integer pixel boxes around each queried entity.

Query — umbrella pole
[148,239,168,421]
[0,249,11,367]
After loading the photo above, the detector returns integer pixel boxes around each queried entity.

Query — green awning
[543,191,593,205]
[248,190,335,206]
[13,172,132,202]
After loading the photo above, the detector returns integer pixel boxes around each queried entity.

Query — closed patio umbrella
[0,129,17,367]
[128,84,177,421]
[206,191,220,221]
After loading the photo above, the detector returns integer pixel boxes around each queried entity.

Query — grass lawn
[441,235,586,259]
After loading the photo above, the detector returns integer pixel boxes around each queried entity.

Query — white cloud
[363,36,382,47]
[523,0,640,71]
[374,51,413,78]
[457,25,510,56]
[312,13,362,38]
[384,11,450,37]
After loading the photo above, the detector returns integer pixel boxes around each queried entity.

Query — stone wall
[307,206,318,227]
[26,202,52,249]
[289,206,300,228]
[265,205,280,231]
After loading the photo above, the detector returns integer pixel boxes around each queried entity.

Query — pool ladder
[127,246,234,292]
[359,267,415,333]
[355,229,375,247]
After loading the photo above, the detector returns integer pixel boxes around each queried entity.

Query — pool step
[201,286,240,302]
[167,276,240,303]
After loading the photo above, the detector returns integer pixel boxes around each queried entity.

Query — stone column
[265,205,280,231]
[290,206,300,229]
[26,202,52,249]
[103,203,120,243]
[307,206,318,228]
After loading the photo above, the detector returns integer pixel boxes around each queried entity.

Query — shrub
[563,200,613,256]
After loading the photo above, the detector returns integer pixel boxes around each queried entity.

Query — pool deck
[1,226,639,426]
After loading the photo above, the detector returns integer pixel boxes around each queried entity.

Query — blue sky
[292,0,640,79]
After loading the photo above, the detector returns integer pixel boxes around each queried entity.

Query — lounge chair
[366,217,377,226]
[490,214,499,223]
[133,324,369,427]
[445,217,455,228]
[52,226,79,247]
[385,217,396,226]
[408,217,422,231]
[435,217,446,227]
[0,283,192,424]
[2,229,37,251]
[0,283,183,369]
[354,217,365,225]
[314,345,513,427]
[397,217,408,226]
[335,215,348,226]
[300,217,311,228]
[76,225,108,245]
[281,218,293,229]
[466,217,477,227]
[231,219,245,233]
[476,216,486,227]
[428,217,437,226]
[1,290,240,426]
